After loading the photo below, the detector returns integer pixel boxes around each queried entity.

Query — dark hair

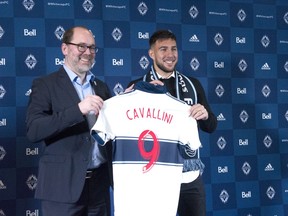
[62,26,89,43]
[149,30,177,47]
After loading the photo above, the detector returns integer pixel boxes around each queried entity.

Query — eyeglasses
[66,42,98,54]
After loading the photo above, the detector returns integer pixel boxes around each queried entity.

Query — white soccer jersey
[91,82,201,216]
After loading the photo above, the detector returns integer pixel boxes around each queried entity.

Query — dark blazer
[26,66,112,203]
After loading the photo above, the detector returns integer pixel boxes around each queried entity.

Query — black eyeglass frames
[66,42,98,54]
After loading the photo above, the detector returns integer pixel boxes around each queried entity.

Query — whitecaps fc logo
[82,0,94,13]
[189,6,199,19]
[138,2,148,16]
[214,33,224,46]
[55,26,65,41]
[112,28,122,42]
[139,56,150,70]
[23,0,35,11]
[25,54,37,70]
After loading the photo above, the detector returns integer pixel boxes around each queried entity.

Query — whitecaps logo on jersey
[266,186,275,199]
[217,136,226,150]
[113,83,124,95]
[261,84,271,97]
[112,27,122,42]
[283,12,288,24]
[26,174,37,190]
[138,2,148,16]
[189,6,198,19]
[214,33,224,46]
[190,57,200,71]
[284,61,288,72]
[25,54,37,70]
[82,0,94,13]
[54,26,65,41]
[239,110,249,123]
[215,84,224,97]
[237,9,246,22]
[219,189,229,203]
[238,59,248,72]
[263,135,272,148]
[242,161,251,175]
[23,0,35,11]
[139,56,150,70]
[0,146,6,160]
[0,85,6,99]
[0,26,4,39]
[261,35,270,48]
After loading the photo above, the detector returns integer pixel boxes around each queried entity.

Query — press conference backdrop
[0,0,288,215]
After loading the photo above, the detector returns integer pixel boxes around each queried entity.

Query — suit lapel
[57,67,81,104]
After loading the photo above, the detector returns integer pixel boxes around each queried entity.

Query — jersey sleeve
[91,107,115,146]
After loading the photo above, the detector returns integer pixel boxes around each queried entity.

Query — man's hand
[78,95,104,115]
[189,104,208,120]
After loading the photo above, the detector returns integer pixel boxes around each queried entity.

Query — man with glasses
[26,26,112,216]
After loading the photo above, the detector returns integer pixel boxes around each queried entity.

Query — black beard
[156,62,175,74]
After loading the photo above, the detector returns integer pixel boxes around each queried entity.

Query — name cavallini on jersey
[126,107,174,124]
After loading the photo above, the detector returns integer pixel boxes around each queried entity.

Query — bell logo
[55,58,64,66]
[112,59,124,66]
[138,32,149,39]
[218,166,228,173]
[242,191,251,198]
[26,209,39,216]
[239,139,248,146]
[237,88,247,94]
[26,147,39,155]
[24,29,37,36]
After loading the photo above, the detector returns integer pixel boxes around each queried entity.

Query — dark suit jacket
[26,67,112,203]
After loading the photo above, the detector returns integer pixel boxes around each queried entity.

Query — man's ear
[148,49,154,59]
[61,43,68,55]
